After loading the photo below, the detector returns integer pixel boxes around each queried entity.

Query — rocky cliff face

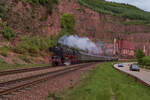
[1,0,150,43]
[0,0,60,39]
[59,0,150,43]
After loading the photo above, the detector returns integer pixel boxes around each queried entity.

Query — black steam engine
[49,43,118,66]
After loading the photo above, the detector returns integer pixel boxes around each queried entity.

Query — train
[49,43,118,66]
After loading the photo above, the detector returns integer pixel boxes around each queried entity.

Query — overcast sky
[106,0,150,12]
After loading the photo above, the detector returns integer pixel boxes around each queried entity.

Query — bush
[28,0,59,14]
[0,58,8,67]
[49,13,76,45]
[0,45,11,57]
[1,22,16,41]
[19,56,31,63]
[61,13,76,35]
[14,35,52,56]
[0,5,5,19]
[142,56,150,66]
[135,49,145,64]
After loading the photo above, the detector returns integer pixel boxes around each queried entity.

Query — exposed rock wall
[59,0,150,42]
[1,0,150,47]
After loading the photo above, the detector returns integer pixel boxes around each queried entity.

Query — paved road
[114,63,150,87]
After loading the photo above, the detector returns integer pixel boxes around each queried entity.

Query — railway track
[0,63,94,97]
[0,66,52,76]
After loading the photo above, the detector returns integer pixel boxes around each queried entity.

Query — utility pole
[113,38,116,56]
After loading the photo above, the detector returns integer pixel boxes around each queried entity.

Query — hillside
[78,0,150,25]
[0,0,150,67]
[1,0,150,42]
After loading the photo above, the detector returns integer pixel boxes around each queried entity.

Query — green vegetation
[49,13,76,45]
[78,0,150,25]
[0,4,5,19]
[135,49,150,69]
[14,35,52,56]
[135,49,145,64]
[1,22,16,41]
[141,56,150,66]
[57,63,150,100]
[0,58,50,71]
[47,93,62,100]
[61,13,76,35]
[27,0,59,14]
[0,58,9,68]
[0,45,11,57]
[19,55,31,63]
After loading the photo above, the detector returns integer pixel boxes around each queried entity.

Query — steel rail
[0,63,94,97]
[0,66,52,76]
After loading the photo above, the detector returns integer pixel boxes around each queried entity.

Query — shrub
[28,0,59,14]
[14,35,52,56]
[1,22,16,41]
[0,58,8,67]
[50,13,76,45]
[141,56,150,66]
[135,49,145,59]
[0,45,11,57]
[135,49,145,64]
[61,13,76,35]
[0,5,5,19]
[19,56,31,63]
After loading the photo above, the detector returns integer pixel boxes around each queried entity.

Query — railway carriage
[49,43,118,66]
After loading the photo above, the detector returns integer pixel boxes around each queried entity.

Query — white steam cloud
[106,0,150,12]
[58,35,103,54]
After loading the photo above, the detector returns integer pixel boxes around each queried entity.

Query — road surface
[114,63,150,87]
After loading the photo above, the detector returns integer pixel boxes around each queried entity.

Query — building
[114,39,136,58]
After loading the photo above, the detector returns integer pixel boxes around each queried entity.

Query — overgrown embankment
[0,5,76,69]
[0,0,59,67]
[55,63,150,100]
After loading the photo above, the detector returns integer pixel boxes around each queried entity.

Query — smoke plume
[58,35,104,54]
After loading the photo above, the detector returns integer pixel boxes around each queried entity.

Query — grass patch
[60,63,150,100]
[0,58,9,68]
[78,0,150,26]
[0,45,11,57]
[0,60,51,71]
[47,92,62,100]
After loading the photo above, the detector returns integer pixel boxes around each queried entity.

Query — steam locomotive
[49,43,118,66]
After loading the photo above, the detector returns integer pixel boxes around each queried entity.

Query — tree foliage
[1,22,16,41]
[60,13,76,35]
[141,56,150,66]
[135,49,145,64]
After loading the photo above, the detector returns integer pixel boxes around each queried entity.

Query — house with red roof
[115,39,136,58]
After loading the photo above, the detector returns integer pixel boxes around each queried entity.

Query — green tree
[142,56,150,66]
[135,49,145,64]
[60,13,76,35]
